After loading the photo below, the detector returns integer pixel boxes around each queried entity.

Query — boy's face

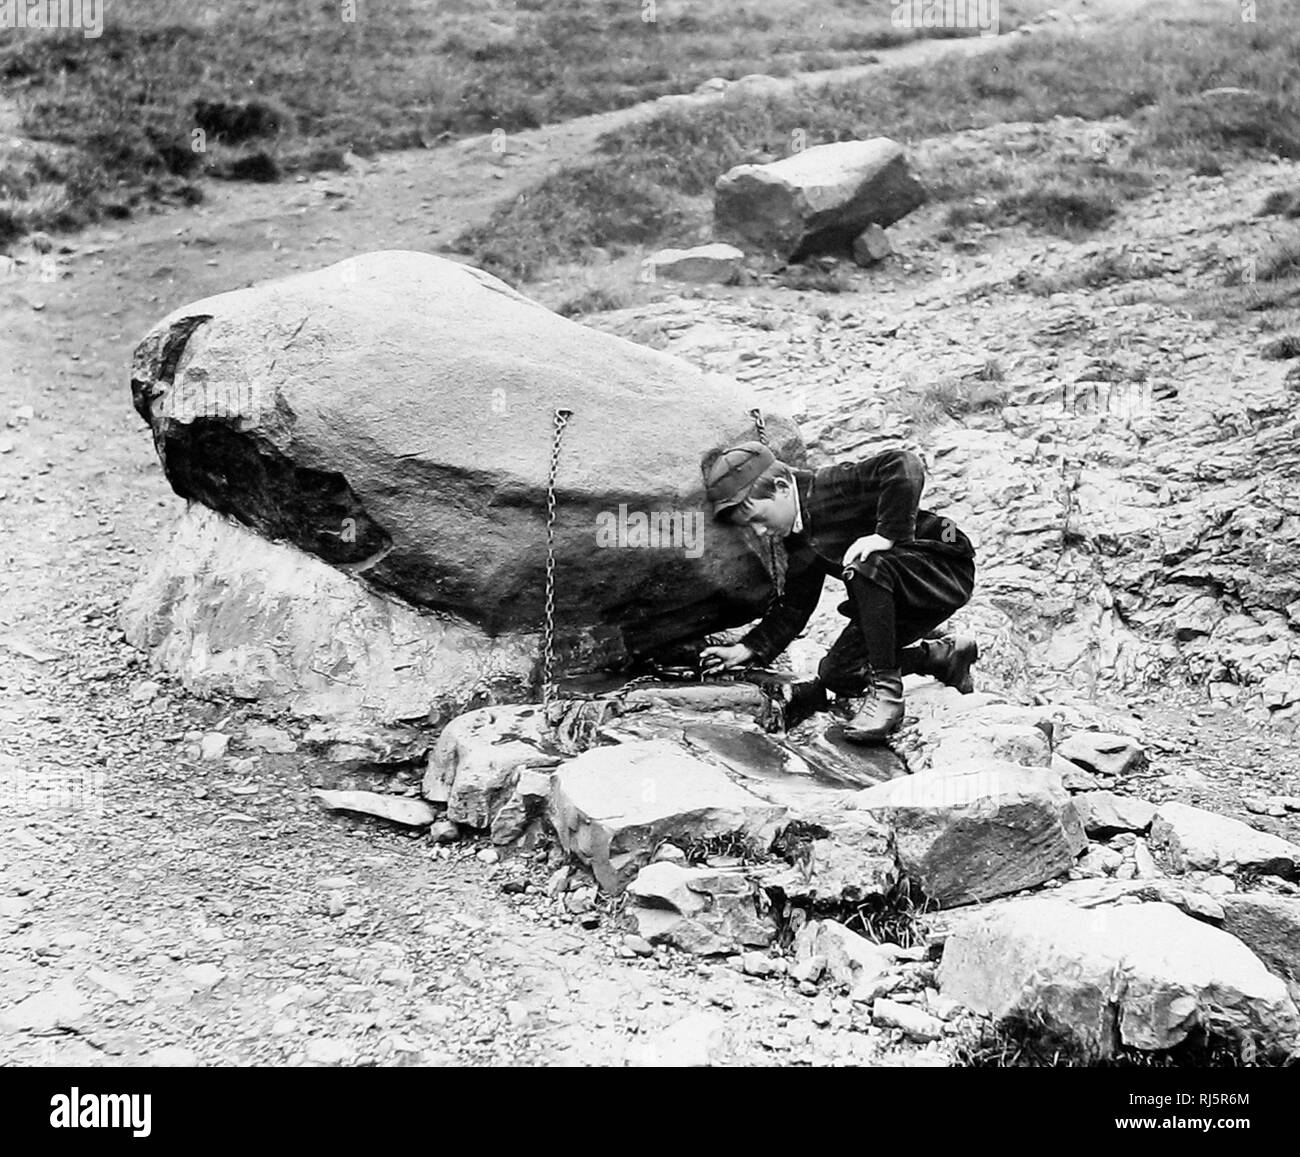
[728,478,797,538]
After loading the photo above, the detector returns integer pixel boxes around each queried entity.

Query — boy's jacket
[739,450,975,664]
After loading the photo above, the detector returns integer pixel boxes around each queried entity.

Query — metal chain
[540,407,572,709]
[749,407,783,602]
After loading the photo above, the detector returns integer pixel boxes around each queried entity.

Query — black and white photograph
[0,0,1296,1120]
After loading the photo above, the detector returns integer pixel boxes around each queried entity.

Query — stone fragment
[313,789,436,828]
[872,997,944,1042]
[1072,791,1156,837]
[1055,731,1146,777]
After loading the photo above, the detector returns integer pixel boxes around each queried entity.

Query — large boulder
[547,740,787,893]
[714,138,925,262]
[852,760,1086,906]
[129,251,804,678]
[938,898,1300,1060]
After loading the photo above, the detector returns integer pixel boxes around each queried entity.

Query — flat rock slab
[938,899,1300,1059]
[548,740,787,893]
[682,719,904,798]
[852,760,1086,907]
[313,790,436,828]
[646,243,745,283]
[1150,801,1300,879]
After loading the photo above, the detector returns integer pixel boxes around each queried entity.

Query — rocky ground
[2,0,1299,1067]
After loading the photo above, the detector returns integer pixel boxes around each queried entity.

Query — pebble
[741,951,781,978]
[477,848,500,865]
[130,681,160,703]
[623,935,654,957]
[199,732,229,760]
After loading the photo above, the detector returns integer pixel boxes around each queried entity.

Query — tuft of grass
[896,374,1009,431]
[1261,334,1300,360]
[1015,250,1169,295]
[1260,188,1300,219]
[774,264,855,294]
[453,165,691,285]
[951,1010,1292,1068]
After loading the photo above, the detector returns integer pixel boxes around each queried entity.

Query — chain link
[748,407,783,602]
[540,407,572,709]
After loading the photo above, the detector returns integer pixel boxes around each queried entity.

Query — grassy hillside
[456,4,1300,285]
[0,0,1054,245]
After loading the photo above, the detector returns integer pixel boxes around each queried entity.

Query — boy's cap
[703,440,777,519]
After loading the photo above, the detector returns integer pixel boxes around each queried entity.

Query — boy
[700,442,977,743]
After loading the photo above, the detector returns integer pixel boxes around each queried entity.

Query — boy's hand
[842,534,893,572]
[699,643,755,674]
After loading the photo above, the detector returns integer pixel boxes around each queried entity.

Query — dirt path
[1,0,1280,1069]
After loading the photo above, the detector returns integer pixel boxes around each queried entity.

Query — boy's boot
[900,635,979,694]
[842,668,904,744]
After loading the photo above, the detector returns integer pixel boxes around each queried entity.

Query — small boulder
[853,760,1086,906]
[714,138,925,262]
[646,243,745,284]
[548,740,786,893]
[424,706,562,830]
[851,224,893,266]
[1149,801,1300,879]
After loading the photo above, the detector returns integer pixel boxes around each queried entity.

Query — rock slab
[1150,801,1300,879]
[548,740,787,893]
[853,760,1086,906]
